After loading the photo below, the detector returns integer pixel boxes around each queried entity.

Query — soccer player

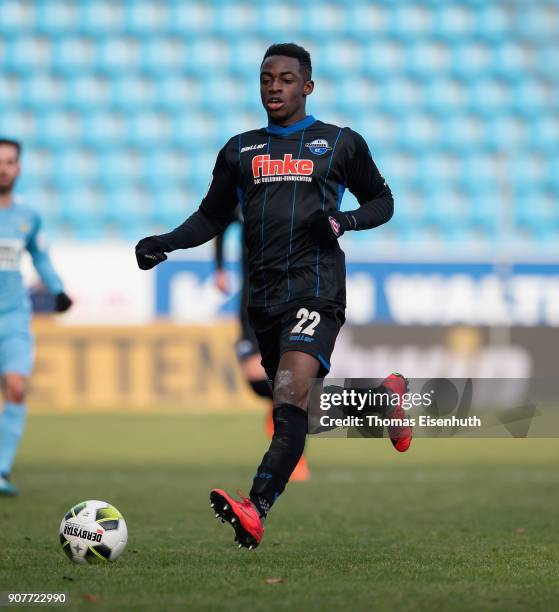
[214,208,309,481]
[0,139,73,496]
[136,43,411,548]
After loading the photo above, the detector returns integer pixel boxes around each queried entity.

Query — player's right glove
[135,235,169,270]
[306,210,350,248]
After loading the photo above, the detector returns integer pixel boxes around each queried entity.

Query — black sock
[249,403,307,518]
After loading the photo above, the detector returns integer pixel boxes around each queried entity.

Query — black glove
[135,236,169,270]
[306,210,350,248]
[55,292,73,312]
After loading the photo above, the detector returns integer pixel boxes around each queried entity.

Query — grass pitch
[1,413,558,611]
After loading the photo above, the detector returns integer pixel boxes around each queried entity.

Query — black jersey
[163,115,393,307]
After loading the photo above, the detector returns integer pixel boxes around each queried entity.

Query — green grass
[2,413,558,611]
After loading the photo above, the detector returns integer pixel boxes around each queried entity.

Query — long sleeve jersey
[161,115,393,307]
[0,202,64,315]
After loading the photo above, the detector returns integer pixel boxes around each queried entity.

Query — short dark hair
[0,139,22,158]
[262,43,312,81]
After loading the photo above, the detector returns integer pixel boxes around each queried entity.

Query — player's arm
[307,129,394,247]
[136,144,238,270]
[27,213,72,312]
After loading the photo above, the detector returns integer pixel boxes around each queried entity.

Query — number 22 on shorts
[290,308,321,336]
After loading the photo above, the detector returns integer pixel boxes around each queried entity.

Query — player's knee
[3,376,27,403]
[273,369,308,410]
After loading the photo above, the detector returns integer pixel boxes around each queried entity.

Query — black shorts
[248,298,345,381]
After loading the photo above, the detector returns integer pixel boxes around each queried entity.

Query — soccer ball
[59,500,128,564]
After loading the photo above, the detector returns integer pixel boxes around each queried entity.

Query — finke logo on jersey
[329,216,341,236]
[252,154,314,178]
[241,143,267,153]
[305,139,331,156]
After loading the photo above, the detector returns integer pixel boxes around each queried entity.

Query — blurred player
[136,43,411,548]
[214,207,309,481]
[0,139,73,496]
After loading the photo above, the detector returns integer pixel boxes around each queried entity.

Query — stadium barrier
[29,318,557,412]
[29,318,264,412]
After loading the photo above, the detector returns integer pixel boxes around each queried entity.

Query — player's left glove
[306,210,351,248]
[55,292,73,312]
[135,236,169,270]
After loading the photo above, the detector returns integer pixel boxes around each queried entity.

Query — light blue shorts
[0,310,34,377]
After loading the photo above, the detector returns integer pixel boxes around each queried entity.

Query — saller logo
[252,154,314,178]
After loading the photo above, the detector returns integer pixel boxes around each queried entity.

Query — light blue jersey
[0,201,63,315]
[0,201,64,375]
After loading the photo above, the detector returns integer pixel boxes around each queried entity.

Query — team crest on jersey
[305,139,331,156]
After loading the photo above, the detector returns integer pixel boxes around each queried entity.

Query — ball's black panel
[100,519,119,531]
[59,535,73,560]
[85,543,111,562]
[65,501,87,520]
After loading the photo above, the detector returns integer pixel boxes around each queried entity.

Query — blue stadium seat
[52,37,97,76]
[397,113,441,152]
[346,4,389,41]
[424,77,467,114]
[492,41,534,82]
[111,76,157,111]
[468,78,512,116]
[140,37,186,75]
[52,149,98,188]
[21,75,67,111]
[0,1,36,35]
[389,4,434,41]
[515,4,559,42]
[79,1,125,35]
[513,187,559,238]
[96,37,141,75]
[123,0,169,35]
[4,35,52,75]
[254,2,303,38]
[362,40,406,78]
[476,4,516,42]
[202,75,248,112]
[66,75,111,111]
[378,77,423,114]
[98,149,143,187]
[302,3,347,38]
[213,2,258,37]
[440,113,484,152]
[172,112,220,148]
[127,112,171,147]
[450,41,492,79]
[406,41,452,78]
[155,76,197,112]
[34,112,82,151]
[528,114,559,154]
[485,114,528,152]
[35,1,79,36]
[82,112,128,150]
[167,1,213,37]
[0,75,22,109]
[535,42,559,79]
[510,78,554,118]
[150,187,193,226]
[433,4,476,41]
